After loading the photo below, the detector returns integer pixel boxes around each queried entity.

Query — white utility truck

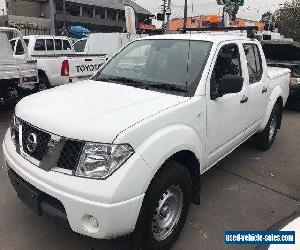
[73,33,148,59]
[11,35,107,91]
[0,27,38,105]
[3,33,290,249]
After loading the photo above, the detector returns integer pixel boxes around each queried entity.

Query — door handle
[85,58,93,62]
[240,96,248,104]
[262,87,268,94]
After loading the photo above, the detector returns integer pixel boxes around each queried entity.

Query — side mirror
[218,75,244,97]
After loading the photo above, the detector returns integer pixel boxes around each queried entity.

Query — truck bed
[267,66,290,79]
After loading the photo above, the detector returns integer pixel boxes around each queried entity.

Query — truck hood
[16,80,186,143]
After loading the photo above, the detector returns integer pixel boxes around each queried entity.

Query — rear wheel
[36,72,51,92]
[254,104,281,151]
[132,161,192,250]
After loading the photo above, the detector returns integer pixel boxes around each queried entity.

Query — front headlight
[75,142,134,179]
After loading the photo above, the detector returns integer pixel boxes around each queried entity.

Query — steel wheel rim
[269,116,277,142]
[152,185,184,241]
[38,80,47,91]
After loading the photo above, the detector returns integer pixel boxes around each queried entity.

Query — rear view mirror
[218,75,244,97]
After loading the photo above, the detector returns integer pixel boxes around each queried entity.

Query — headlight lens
[75,142,134,179]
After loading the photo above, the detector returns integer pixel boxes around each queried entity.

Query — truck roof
[23,35,69,39]
[140,33,254,43]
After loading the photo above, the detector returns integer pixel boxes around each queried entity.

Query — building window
[95,7,105,19]
[107,9,117,20]
[82,5,94,18]
[65,3,81,16]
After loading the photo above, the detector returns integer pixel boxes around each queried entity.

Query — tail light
[22,76,38,83]
[61,60,69,76]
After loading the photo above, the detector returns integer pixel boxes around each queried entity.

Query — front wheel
[254,104,281,151]
[133,161,192,250]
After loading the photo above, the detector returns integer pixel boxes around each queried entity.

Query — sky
[133,0,289,22]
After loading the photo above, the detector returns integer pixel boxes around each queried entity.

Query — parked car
[73,32,148,59]
[11,35,107,91]
[262,39,300,109]
[3,33,290,249]
[0,27,38,105]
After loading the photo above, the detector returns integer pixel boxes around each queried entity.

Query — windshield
[94,39,212,96]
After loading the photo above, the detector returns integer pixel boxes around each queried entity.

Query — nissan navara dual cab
[3,34,290,249]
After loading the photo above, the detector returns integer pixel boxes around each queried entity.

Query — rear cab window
[74,39,87,52]
[243,44,263,84]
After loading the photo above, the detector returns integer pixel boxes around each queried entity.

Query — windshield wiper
[149,83,189,94]
[97,76,147,87]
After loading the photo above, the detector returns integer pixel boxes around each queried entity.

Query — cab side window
[55,39,62,50]
[15,40,25,55]
[46,39,54,51]
[210,43,241,99]
[34,39,46,51]
[243,44,263,84]
[63,40,71,50]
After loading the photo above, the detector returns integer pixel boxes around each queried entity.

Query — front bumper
[3,130,150,239]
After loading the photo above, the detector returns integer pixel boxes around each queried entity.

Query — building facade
[0,0,152,34]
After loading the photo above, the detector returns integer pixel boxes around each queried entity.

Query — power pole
[183,0,188,33]
[166,0,172,32]
[162,0,167,32]
[49,0,55,35]
[63,0,66,29]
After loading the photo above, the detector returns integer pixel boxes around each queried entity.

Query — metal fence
[8,26,51,36]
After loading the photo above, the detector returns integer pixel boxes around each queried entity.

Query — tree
[260,11,273,23]
[276,0,300,42]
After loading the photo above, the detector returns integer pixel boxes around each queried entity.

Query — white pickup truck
[11,35,107,90]
[0,27,38,105]
[3,34,290,249]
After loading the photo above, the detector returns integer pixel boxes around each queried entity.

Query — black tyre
[35,72,51,92]
[132,161,192,250]
[254,104,281,151]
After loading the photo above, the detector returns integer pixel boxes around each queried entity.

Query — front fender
[259,86,283,132]
[133,124,204,190]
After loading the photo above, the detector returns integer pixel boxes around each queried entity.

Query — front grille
[57,140,84,170]
[22,122,51,161]
[12,117,84,172]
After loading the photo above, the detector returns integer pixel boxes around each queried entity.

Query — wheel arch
[148,149,201,205]
[259,88,284,132]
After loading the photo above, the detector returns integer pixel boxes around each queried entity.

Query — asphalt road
[1,107,300,250]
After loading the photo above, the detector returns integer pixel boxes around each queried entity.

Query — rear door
[243,43,268,129]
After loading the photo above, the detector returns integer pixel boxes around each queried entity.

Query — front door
[206,42,247,165]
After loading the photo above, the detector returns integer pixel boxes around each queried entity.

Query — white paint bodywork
[74,33,148,59]
[0,27,38,89]
[12,35,107,86]
[3,33,290,239]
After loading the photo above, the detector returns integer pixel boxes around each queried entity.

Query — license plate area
[8,168,42,215]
